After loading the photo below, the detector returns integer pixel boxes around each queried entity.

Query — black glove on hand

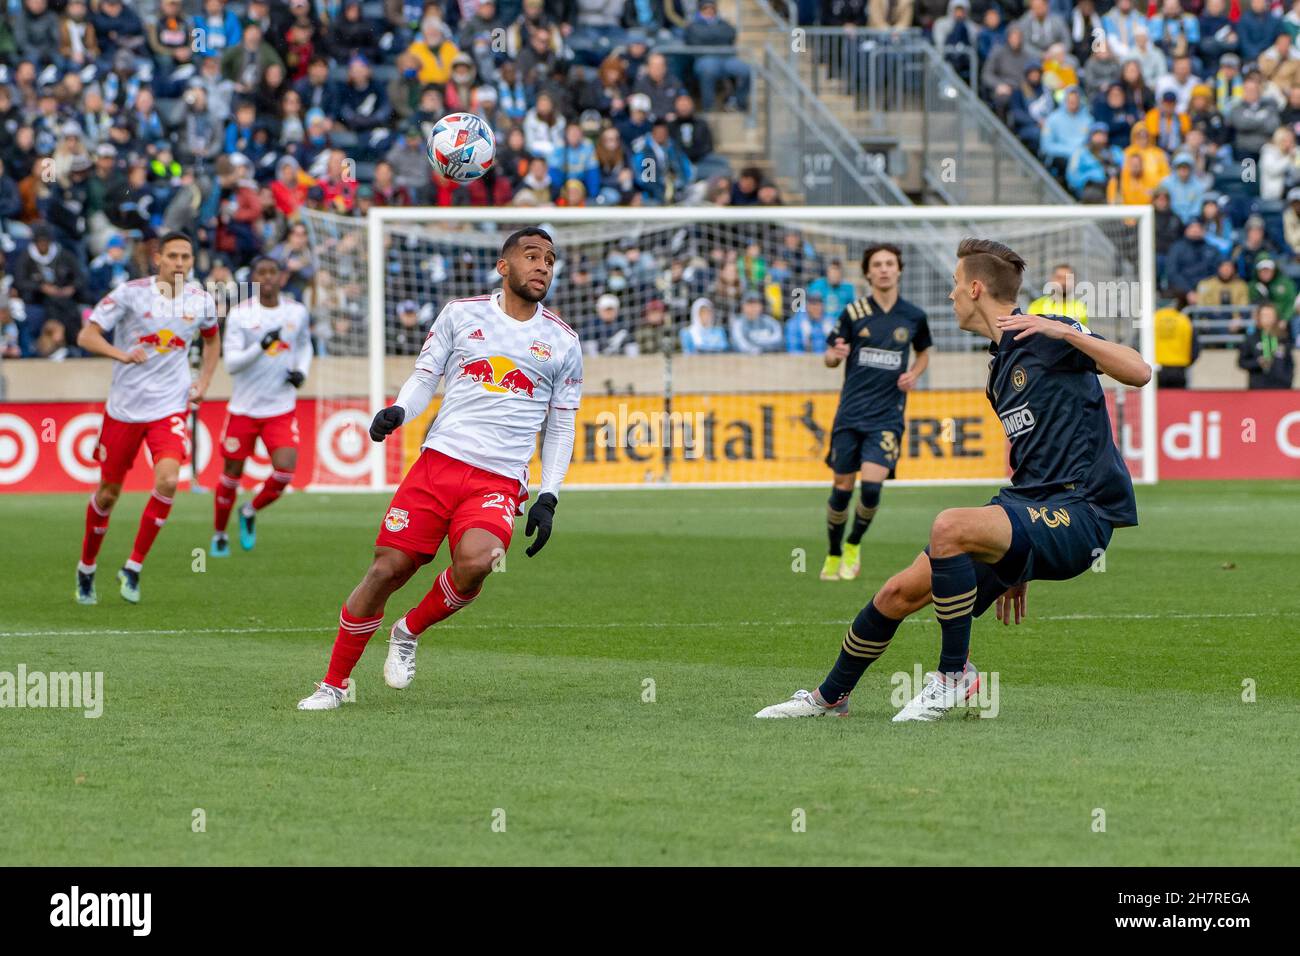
[368,405,404,442]
[285,370,306,388]
[260,328,283,350]
[524,493,557,557]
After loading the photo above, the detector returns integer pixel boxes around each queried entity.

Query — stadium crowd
[0,0,776,360]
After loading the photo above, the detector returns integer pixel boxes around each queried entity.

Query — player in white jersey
[298,227,583,711]
[74,232,220,605]
[211,257,313,557]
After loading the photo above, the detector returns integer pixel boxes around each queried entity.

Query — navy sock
[931,553,977,675]
[826,488,851,557]
[846,481,882,545]
[818,599,902,705]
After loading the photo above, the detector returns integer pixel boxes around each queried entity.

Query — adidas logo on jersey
[469,329,485,340]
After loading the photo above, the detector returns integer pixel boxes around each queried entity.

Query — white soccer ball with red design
[426,112,496,183]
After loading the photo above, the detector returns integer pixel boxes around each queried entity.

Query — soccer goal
[299,205,1157,491]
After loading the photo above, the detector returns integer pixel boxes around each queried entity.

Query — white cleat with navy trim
[755,688,849,718]
[892,663,980,722]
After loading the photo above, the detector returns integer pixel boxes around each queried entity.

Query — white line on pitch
[0,609,1281,639]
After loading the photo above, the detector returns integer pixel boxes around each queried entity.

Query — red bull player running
[74,232,220,605]
[211,257,313,557]
[756,238,1151,722]
[298,227,583,710]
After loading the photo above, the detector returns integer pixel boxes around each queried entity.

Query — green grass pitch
[2,481,1297,866]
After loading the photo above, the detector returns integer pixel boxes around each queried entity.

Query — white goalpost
[299,205,1157,493]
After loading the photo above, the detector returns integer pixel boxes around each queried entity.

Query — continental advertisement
[401,389,1010,484]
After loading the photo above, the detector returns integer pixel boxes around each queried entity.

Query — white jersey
[410,292,583,489]
[88,276,218,423]
[224,296,313,418]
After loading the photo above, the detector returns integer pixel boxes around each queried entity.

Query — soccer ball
[426,112,496,183]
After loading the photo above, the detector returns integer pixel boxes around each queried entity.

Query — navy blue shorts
[971,493,1114,617]
[825,426,902,476]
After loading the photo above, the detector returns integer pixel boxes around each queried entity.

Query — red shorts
[96,411,190,484]
[375,449,522,562]
[220,410,300,460]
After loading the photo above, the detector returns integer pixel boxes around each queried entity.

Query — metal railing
[1186,305,1253,347]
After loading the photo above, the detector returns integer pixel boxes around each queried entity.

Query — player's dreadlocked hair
[955,237,1027,301]
[861,242,903,275]
[501,227,554,256]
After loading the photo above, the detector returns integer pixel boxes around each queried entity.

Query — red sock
[214,474,239,533]
[324,604,385,689]
[128,490,173,566]
[80,495,111,567]
[252,469,293,511]
[405,567,480,636]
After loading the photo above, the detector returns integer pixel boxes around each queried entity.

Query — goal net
[299,206,1156,491]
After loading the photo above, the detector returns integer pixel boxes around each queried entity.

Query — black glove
[524,493,557,557]
[285,370,306,388]
[368,405,404,442]
[260,328,282,350]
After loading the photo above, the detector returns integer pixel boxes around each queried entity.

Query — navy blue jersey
[987,310,1138,528]
[827,294,931,432]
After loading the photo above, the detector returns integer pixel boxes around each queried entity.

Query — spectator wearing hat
[729,289,782,354]
[1187,83,1227,148]
[1233,214,1278,279]
[1145,90,1190,153]
[1040,42,1080,95]
[686,1,751,112]
[13,222,85,353]
[1211,52,1244,111]
[584,293,633,355]
[1166,219,1220,299]
[1159,152,1206,222]
[1226,74,1280,166]
[680,296,729,353]
[90,0,145,60]
[87,234,135,300]
[669,93,729,183]
[1250,257,1296,325]
[406,16,460,86]
[298,107,333,171]
[329,0,382,66]
[384,124,432,201]
[615,91,654,147]
[1196,258,1250,309]
[1238,301,1295,388]
[1238,0,1283,65]
[633,298,677,355]
[1040,86,1092,178]
[1005,61,1050,155]
[621,31,652,80]
[443,52,480,113]
[1068,122,1122,201]
[1261,126,1300,201]
[786,290,834,354]
[933,0,980,83]
[389,299,429,355]
[1128,26,1169,86]
[45,151,93,259]
[179,86,222,166]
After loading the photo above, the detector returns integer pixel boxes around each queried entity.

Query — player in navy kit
[758,237,1151,722]
[821,243,931,582]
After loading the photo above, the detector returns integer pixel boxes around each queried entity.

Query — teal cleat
[75,569,98,605]
[238,509,256,551]
[118,567,141,604]
[210,533,231,558]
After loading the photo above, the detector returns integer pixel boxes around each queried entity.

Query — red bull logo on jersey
[137,329,187,353]
[529,340,552,362]
[384,507,410,532]
[457,356,537,398]
[266,340,292,356]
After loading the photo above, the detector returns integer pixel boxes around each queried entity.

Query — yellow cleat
[820,555,841,581]
[840,543,861,580]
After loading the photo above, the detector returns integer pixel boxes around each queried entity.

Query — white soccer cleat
[383,619,419,689]
[755,688,849,719]
[892,664,980,722]
[297,682,347,711]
